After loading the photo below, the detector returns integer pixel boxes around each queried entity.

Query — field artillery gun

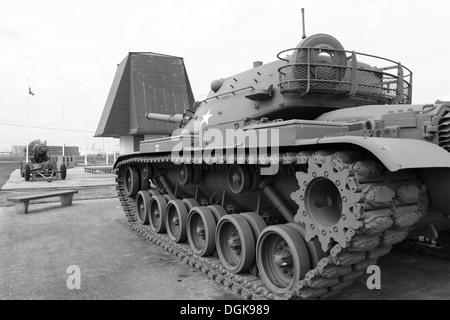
[20,142,67,182]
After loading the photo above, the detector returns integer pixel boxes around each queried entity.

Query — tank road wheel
[207,205,227,223]
[215,214,256,273]
[60,163,67,180]
[187,207,216,256]
[135,191,151,225]
[124,166,140,197]
[177,163,193,185]
[256,225,311,295]
[140,165,150,191]
[241,212,267,240]
[24,164,31,181]
[286,222,326,268]
[182,198,199,211]
[149,195,167,233]
[165,199,189,243]
[163,194,177,202]
[141,163,152,180]
[227,165,251,194]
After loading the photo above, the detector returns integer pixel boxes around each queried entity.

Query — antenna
[301,8,307,39]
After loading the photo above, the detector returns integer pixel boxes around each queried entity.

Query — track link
[114,152,429,300]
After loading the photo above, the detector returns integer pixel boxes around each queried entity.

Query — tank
[112,31,450,299]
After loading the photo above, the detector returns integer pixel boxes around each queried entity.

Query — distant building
[46,146,80,156]
[94,52,194,154]
[11,145,79,158]
[11,145,26,157]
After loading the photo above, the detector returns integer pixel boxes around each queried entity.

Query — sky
[1,0,450,154]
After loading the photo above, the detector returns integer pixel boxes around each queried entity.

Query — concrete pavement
[1,166,450,300]
[0,198,238,300]
[1,167,115,190]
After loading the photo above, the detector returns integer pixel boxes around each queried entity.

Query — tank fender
[313,136,450,172]
[113,152,140,169]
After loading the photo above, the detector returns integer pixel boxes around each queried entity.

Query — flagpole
[26,79,30,162]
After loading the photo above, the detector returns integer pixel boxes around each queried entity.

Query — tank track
[114,152,428,300]
[394,237,450,260]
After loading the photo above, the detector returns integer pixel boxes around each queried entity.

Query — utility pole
[62,102,65,157]
[113,138,116,163]
[26,79,30,162]
[84,104,87,166]
[105,138,108,165]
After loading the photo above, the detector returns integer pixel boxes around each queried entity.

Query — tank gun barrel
[144,113,187,124]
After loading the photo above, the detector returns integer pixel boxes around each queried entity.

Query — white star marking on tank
[201,109,213,125]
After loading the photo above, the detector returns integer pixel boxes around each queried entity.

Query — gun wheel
[24,164,31,181]
[60,164,67,180]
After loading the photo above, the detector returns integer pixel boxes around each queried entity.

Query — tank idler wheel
[215,214,256,273]
[182,198,199,211]
[256,224,311,295]
[24,164,31,181]
[135,190,151,225]
[149,195,168,233]
[124,166,140,197]
[187,206,217,256]
[165,199,189,243]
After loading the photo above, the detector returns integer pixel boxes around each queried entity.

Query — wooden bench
[7,190,78,214]
[84,166,114,174]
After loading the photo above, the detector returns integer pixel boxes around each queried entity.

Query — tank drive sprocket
[291,151,429,252]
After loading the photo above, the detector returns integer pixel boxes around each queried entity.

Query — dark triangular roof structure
[95,52,194,138]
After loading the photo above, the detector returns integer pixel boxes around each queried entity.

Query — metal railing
[277,47,413,104]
